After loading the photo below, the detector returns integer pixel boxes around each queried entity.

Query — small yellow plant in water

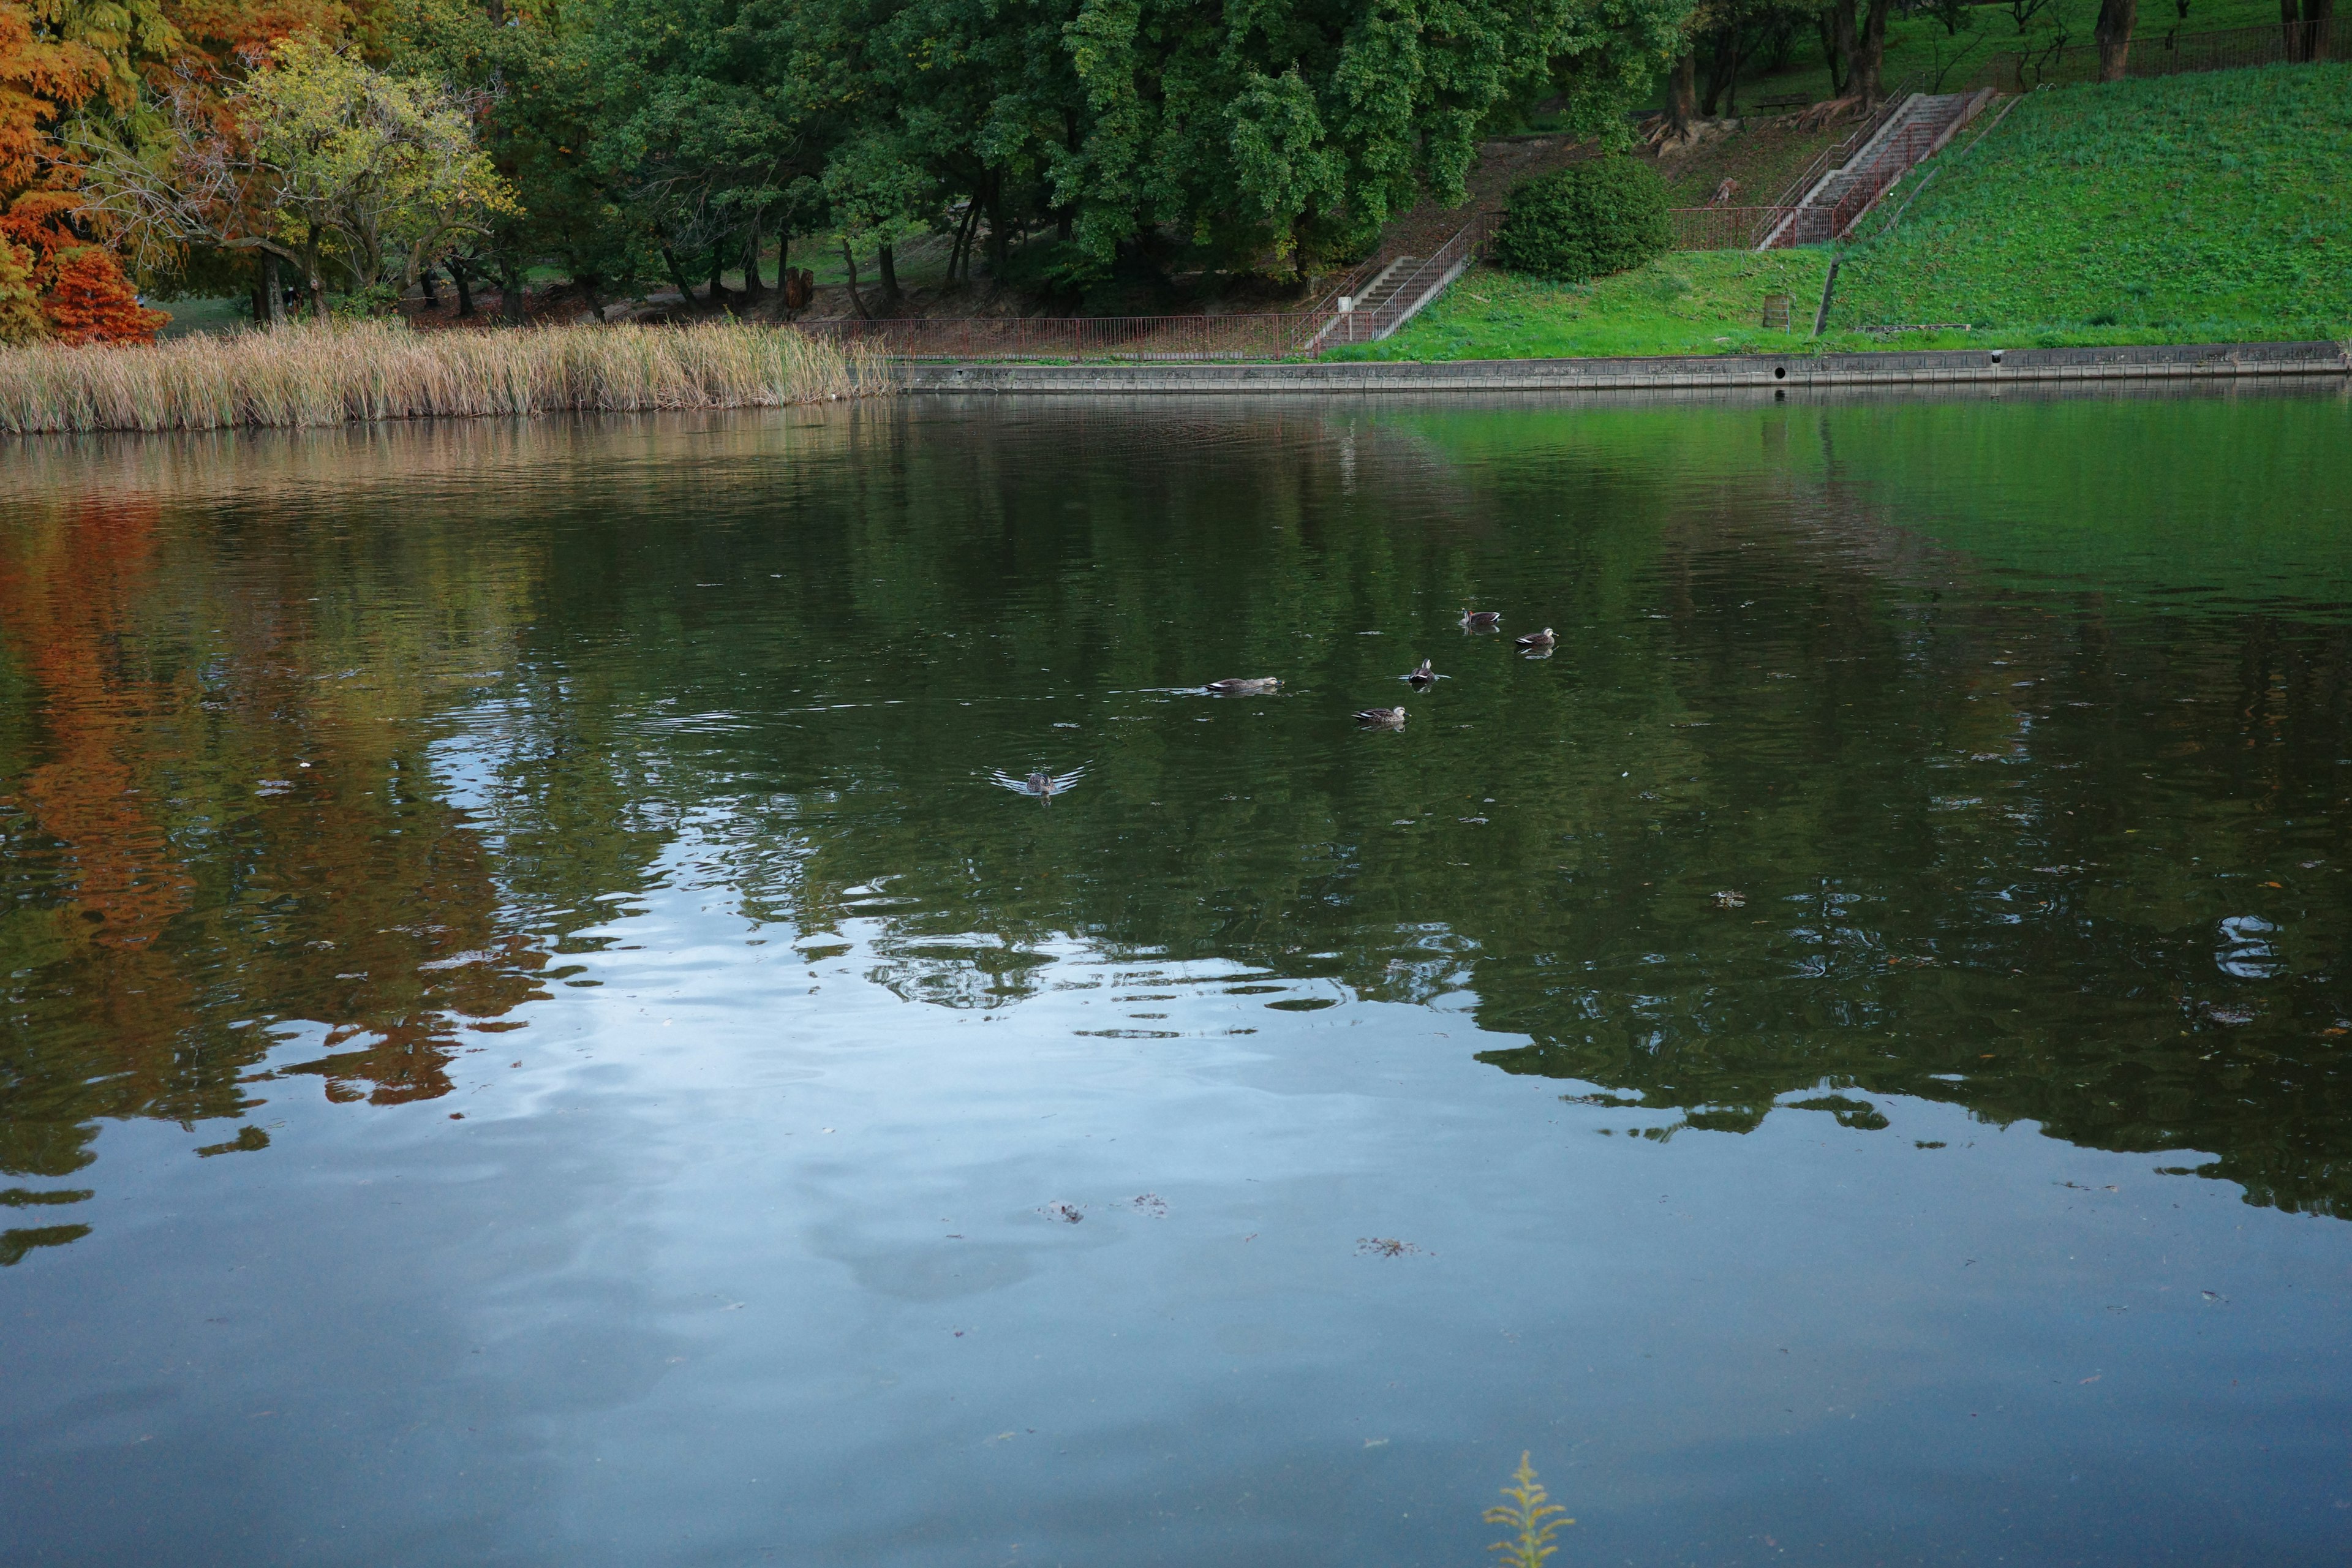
[1484,1451,1572,1567]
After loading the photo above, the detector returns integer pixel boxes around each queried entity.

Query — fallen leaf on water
[2079,1374,2101,1385]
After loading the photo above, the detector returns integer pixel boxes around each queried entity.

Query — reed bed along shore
[0,320,888,434]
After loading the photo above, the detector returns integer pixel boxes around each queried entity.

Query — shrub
[0,241,44,345]
[42,249,168,346]
[1491,158,1672,283]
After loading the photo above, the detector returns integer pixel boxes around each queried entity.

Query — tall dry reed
[0,320,889,434]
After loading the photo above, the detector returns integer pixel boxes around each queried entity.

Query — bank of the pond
[0,320,884,434]
[1831,64,2352,339]
[903,340,2351,393]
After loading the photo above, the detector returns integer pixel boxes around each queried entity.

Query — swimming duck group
[1218,605,1556,732]
[1005,605,1555,798]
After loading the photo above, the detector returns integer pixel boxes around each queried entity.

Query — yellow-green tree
[82,31,517,318]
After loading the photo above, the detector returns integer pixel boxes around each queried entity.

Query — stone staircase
[1760,87,1992,249]
[1303,213,1493,349]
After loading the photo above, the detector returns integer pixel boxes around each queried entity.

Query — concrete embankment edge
[898,342,2350,394]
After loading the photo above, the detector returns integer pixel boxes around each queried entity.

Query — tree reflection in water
[2,390,2348,1276]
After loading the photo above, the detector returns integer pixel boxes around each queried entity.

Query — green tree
[583,0,843,309]
[386,0,656,320]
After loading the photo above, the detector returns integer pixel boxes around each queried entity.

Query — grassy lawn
[1326,252,1836,360]
[1596,0,2290,119]
[1322,251,2231,360]
[1831,63,2352,338]
[1652,118,1851,208]
[157,295,252,338]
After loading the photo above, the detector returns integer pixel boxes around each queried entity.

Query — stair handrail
[1359,211,1491,341]
[1756,77,1923,248]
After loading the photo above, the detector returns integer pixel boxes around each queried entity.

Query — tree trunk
[1703,28,1744,115]
[1669,51,1700,135]
[980,175,1009,280]
[947,202,978,286]
[420,266,440,308]
[2304,0,2333,58]
[707,238,728,307]
[260,251,285,325]
[580,273,604,322]
[1828,0,1858,96]
[302,229,329,322]
[742,216,766,300]
[451,257,477,317]
[841,238,869,318]
[659,243,693,302]
[1853,0,1893,104]
[2095,0,2138,77]
[503,261,526,325]
[876,243,899,310]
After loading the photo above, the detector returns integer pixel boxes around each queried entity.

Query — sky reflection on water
[3,387,2351,1566]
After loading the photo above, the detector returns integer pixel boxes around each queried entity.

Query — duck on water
[990,765,1088,799]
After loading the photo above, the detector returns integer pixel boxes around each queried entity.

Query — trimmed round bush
[1490,158,1672,282]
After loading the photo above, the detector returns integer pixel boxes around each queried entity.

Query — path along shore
[900,341,2351,394]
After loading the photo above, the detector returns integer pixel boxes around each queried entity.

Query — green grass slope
[1328,249,1835,361]
[1831,64,2352,339]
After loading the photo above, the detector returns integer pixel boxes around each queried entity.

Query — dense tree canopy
[9,0,2185,335]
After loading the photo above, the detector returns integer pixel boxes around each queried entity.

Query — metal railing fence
[1340,212,1493,343]
[1752,80,1925,247]
[1977,18,2333,88]
[1668,206,1799,251]
[805,312,1330,361]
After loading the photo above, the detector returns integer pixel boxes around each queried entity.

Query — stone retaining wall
[900,341,2351,394]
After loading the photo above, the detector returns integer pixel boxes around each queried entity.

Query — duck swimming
[1402,659,1438,685]
[1514,627,1556,649]
[1354,706,1408,728]
[989,765,1087,799]
[1460,608,1501,631]
[1205,676,1281,695]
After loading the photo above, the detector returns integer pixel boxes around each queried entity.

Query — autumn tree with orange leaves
[0,0,355,341]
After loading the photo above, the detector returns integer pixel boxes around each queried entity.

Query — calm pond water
[4,386,2352,1567]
